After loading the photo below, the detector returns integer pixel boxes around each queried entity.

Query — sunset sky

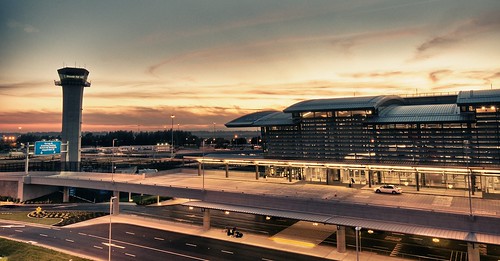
[1,0,499,132]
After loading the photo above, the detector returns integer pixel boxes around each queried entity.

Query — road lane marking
[221,250,233,254]
[262,258,274,261]
[88,234,208,260]
[154,237,165,241]
[1,225,25,228]
[185,243,197,247]
[125,253,136,257]
[39,234,48,237]
[78,232,87,236]
[65,239,75,243]
[15,229,23,233]
[102,243,126,249]
[126,231,135,235]
[94,245,103,249]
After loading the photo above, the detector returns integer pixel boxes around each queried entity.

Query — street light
[355,226,362,261]
[170,115,175,159]
[111,139,117,180]
[202,139,205,190]
[108,196,117,261]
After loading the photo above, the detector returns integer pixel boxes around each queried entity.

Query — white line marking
[154,237,165,241]
[221,250,234,254]
[78,232,87,236]
[410,237,423,241]
[15,229,23,233]
[39,234,48,237]
[125,253,136,257]
[262,258,274,261]
[93,245,103,249]
[126,231,135,235]
[185,243,197,247]
[87,234,208,260]
[65,239,75,243]
[102,242,126,249]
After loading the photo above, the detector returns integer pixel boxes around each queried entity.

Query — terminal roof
[283,95,404,113]
[457,89,500,105]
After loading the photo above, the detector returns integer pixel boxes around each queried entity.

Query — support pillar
[202,208,211,230]
[112,191,119,215]
[63,187,70,203]
[467,243,480,261]
[336,225,346,253]
[368,169,373,188]
[288,167,292,182]
[157,195,160,205]
[255,164,259,180]
[415,171,420,191]
[225,163,229,178]
[128,192,132,202]
[197,162,202,176]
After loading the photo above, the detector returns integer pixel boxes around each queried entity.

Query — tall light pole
[202,139,205,190]
[464,140,473,216]
[108,196,117,261]
[355,226,361,261]
[170,115,175,159]
[111,138,117,180]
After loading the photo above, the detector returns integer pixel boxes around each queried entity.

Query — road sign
[34,141,61,155]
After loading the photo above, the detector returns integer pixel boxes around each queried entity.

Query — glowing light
[432,238,440,243]
[265,216,271,220]
[224,211,230,215]
[367,230,374,234]
[188,206,194,210]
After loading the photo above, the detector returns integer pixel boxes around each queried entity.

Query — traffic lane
[0,222,103,260]
[79,223,329,261]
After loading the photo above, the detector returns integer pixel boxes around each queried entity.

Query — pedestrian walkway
[68,213,408,261]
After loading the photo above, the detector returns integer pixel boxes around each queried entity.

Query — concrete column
[368,170,373,188]
[198,162,202,176]
[415,171,420,191]
[288,167,292,182]
[128,192,132,202]
[467,243,480,261]
[63,187,70,203]
[202,208,211,230]
[157,195,160,205]
[255,164,259,180]
[225,163,229,178]
[336,226,346,253]
[112,191,120,215]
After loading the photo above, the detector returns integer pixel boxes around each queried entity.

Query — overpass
[1,169,499,260]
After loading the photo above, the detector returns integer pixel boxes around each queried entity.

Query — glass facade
[226,90,500,196]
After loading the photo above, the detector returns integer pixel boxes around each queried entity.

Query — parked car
[374,185,402,194]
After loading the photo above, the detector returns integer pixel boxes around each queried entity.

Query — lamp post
[108,196,117,261]
[355,226,362,261]
[111,139,117,180]
[202,139,205,190]
[170,115,175,159]
[464,140,473,216]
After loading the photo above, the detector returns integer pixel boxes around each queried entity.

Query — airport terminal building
[223,89,500,197]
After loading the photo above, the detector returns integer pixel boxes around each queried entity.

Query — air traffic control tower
[55,67,91,171]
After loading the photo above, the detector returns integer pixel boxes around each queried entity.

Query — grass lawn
[0,238,92,261]
[0,211,61,226]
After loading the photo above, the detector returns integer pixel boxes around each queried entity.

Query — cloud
[414,12,500,60]
[7,20,39,33]
[428,70,452,83]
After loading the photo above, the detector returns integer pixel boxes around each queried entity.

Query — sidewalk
[68,213,408,261]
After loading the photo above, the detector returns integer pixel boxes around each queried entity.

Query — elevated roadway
[1,169,499,259]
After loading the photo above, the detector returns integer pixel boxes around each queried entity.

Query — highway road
[0,221,328,261]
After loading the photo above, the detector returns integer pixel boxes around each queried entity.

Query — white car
[374,185,402,194]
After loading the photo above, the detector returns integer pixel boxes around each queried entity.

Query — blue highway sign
[34,141,61,155]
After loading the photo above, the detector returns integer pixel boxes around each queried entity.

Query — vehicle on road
[374,185,402,194]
